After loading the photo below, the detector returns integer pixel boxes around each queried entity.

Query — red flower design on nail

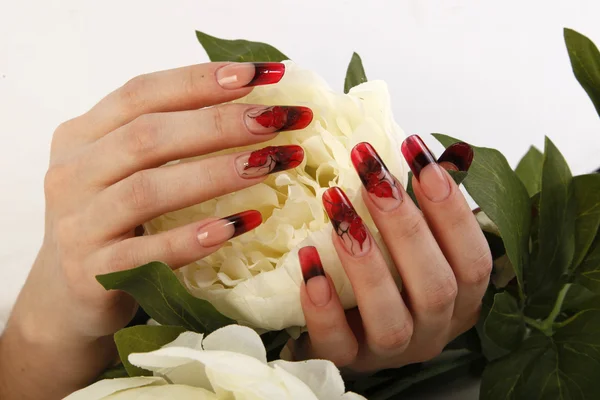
[244,145,304,175]
[250,106,313,131]
[322,187,368,254]
[351,142,399,200]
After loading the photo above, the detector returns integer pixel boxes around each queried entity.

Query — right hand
[2,61,312,399]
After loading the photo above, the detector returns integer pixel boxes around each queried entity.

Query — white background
[0,0,599,395]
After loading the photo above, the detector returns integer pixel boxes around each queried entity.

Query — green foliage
[564,28,600,117]
[196,31,288,62]
[97,262,234,333]
[114,325,186,377]
[344,52,368,93]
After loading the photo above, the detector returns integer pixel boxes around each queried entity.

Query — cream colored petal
[202,325,267,364]
[269,359,345,399]
[106,384,218,399]
[63,377,166,400]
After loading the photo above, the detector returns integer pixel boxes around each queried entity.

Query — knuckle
[396,213,426,241]
[461,247,493,286]
[125,115,161,157]
[420,274,458,314]
[44,163,71,198]
[371,320,413,353]
[125,171,156,211]
[120,75,149,111]
[211,106,225,139]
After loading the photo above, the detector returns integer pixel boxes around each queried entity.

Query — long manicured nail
[322,187,370,256]
[299,246,330,307]
[401,135,450,202]
[235,145,304,179]
[438,142,474,172]
[197,210,262,247]
[245,106,313,134]
[216,62,285,89]
[351,142,402,211]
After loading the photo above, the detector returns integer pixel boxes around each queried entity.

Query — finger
[350,142,457,360]
[85,104,312,186]
[298,246,358,367]
[70,62,285,143]
[322,187,413,357]
[93,210,262,276]
[90,145,304,239]
[403,137,491,332]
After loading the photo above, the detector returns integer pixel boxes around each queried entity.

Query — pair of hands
[0,61,492,399]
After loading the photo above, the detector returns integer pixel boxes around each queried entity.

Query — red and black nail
[224,210,263,238]
[322,187,370,256]
[299,246,326,283]
[248,62,286,86]
[351,142,402,211]
[235,145,304,178]
[400,135,437,179]
[437,142,474,172]
[216,62,285,89]
[246,106,313,134]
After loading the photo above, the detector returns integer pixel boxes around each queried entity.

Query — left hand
[295,136,492,372]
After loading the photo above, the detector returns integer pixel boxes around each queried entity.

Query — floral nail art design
[437,142,474,172]
[322,187,370,256]
[351,142,402,211]
[246,106,313,133]
[235,145,304,179]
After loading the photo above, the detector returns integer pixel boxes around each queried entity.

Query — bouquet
[68,27,600,399]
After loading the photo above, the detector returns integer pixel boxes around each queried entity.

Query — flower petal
[201,325,267,364]
[63,377,166,400]
[269,359,346,399]
[106,384,219,399]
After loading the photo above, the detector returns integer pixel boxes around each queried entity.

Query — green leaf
[481,309,600,399]
[564,28,600,117]
[477,287,511,361]
[97,262,234,332]
[434,134,531,294]
[571,174,600,270]
[484,292,525,351]
[515,146,544,196]
[527,138,575,296]
[344,52,367,94]
[405,170,467,207]
[576,233,600,293]
[196,31,288,62]
[114,325,186,377]
[97,363,129,381]
[366,351,482,400]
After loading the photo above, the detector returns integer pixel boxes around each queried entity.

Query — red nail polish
[224,210,262,238]
[351,142,402,211]
[322,187,370,256]
[401,135,437,179]
[437,142,474,172]
[299,246,325,283]
[248,62,286,87]
[247,106,313,132]
[235,145,304,179]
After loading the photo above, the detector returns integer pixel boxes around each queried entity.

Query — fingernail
[322,187,370,257]
[299,246,330,307]
[438,142,474,172]
[351,142,402,211]
[401,135,450,202]
[197,210,262,247]
[216,62,285,89]
[235,145,304,179]
[245,106,313,134]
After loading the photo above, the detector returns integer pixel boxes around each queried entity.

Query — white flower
[64,325,366,400]
[145,61,408,331]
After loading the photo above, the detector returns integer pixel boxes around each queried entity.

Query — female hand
[0,62,312,399]
[296,138,492,372]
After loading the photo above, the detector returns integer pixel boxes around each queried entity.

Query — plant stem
[524,283,572,336]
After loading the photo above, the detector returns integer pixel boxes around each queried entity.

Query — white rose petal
[68,326,360,399]
[146,61,409,330]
